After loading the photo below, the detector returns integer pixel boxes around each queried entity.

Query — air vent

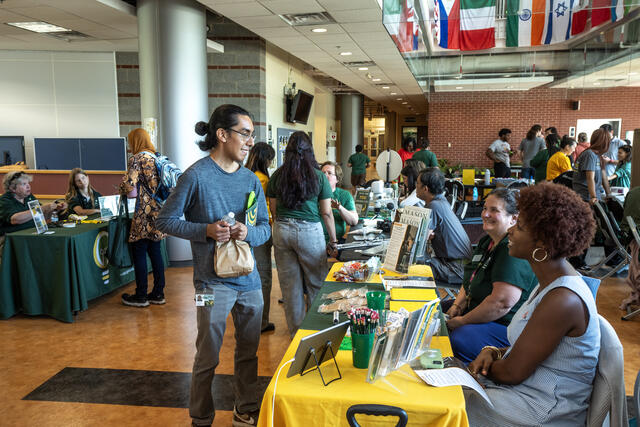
[342,61,376,68]
[279,12,336,27]
[45,31,93,41]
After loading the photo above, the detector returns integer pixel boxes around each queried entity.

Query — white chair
[586,315,629,427]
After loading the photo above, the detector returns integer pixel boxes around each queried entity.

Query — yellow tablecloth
[257,331,468,427]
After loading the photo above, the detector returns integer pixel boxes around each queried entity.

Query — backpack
[141,151,182,203]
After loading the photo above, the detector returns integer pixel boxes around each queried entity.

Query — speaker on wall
[572,100,581,110]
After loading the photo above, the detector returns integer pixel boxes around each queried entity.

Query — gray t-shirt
[157,156,271,291]
[519,137,545,168]
[572,149,603,202]
[427,193,472,260]
[604,137,626,176]
[489,139,511,166]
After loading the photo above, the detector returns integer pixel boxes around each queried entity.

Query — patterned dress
[120,152,166,243]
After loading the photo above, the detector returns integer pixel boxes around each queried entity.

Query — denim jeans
[273,219,327,337]
[253,237,273,329]
[190,285,262,425]
[521,167,535,180]
[130,238,165,297]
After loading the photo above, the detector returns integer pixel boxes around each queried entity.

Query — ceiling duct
[279,12,336,27]
[45,31,93,42]
[342,61,376,68]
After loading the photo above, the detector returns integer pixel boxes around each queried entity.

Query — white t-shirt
[399,189,425,208]
[489,139,511,166]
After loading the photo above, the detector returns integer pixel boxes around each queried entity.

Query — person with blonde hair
[119,128,166,307]
[65,168,102,216]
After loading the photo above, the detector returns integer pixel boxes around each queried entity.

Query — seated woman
[530,133,558,184]
[608,144,632,188]
[546,137,576,181]
[465,183,599,426]
[445,188,537,363]
[0,171,66,235]
[320,161,358,243]
[398,159,426,208]
[65,168,102,216]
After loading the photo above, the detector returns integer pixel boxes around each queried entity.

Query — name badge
[195,290,215,307]
[472,254,483,263]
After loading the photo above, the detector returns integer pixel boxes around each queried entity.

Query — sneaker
[232,406,259,427]
[147,294,166,305]
[121,293,149,307]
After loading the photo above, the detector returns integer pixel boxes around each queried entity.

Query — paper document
[415,368,493,407]
[382,278,436,291]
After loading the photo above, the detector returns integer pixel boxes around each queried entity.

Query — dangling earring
[532,248,548,262]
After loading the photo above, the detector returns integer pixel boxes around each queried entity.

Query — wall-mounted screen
[287,90,314,124]
[34,138,126,170]
[0,136,26,165]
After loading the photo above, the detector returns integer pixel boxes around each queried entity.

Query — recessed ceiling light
[506,85,514,89]
[358,67,368,71]
[396,98,402,100]
[455,86,463,89]
[629,72,638,76]
[390,92,397,95]
[372,78,381,82]
[340,51,352,56]
[312,28,327,33]
[593,82,601,86]
[382,86,390,89]
[401,101,408,104]
[7,21,71,33]
[570,85,575,89]
[504,74,511,78]
[454,75,462,79]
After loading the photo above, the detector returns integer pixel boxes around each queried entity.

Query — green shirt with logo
[322,187,355,241]
[348,153,370,175]
[0,192,37,235]
[411,149,438,168]
[266,168,332,222]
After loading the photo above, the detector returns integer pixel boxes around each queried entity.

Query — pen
[333,310,339,324]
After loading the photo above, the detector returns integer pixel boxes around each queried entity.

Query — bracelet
[482,345,503,360]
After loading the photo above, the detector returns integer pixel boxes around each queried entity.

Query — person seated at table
[320,161,358,244]
[415,167,472,285]
[398,159,426,208]
[465,183,599,426]
[444,188,537,363]
[546,137,576,181]
[0,171,67,236]
[607,144,632,188]
[65,168,102,216]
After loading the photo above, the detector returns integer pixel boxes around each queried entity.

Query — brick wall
[115,16,267,140]
[428,87,640,168]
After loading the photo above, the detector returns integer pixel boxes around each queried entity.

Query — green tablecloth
[0,221,167,322]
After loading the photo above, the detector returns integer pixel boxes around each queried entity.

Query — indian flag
[459,0,496,50]
[506,0,550,46]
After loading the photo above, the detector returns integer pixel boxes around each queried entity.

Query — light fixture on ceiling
[372,78,381,82]
[455,86,463,89]
[312,28,327,33]
[396,98,402,100]
[504,74,511,78]
[390,92,397,95]
[401,101,408,104]
[506,85,514,89]
[382,86,389,89]
[629,72,638,76]
[358,67,368,71]
[7,21,71,33]
[593,82,601,85]
[340,51,352,56]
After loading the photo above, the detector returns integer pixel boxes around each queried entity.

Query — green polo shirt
[462,234,537,325]
[348,153,370,175]
[411,149,438,168]
[0,192,37,235]
[266,168,332,222]
[322,187,356,241]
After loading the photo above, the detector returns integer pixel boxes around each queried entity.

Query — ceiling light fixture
[504,74,511,78]
[390,92,397,95]
[340,51,352,56]
[358,67,368,71]
[382,86,389,89]
[396,98,402,100]
[593,82,601,86]
[312,28,327,33]
[455,86,463,89]
[401,101,408,104]
[629,72,638,76]
[372,78,381,81]
[7,21,71,33]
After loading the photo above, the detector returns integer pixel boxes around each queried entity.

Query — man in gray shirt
[416,168,472,284]
[157,105,270,427]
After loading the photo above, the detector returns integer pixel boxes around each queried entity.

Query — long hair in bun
[196,104,252,151]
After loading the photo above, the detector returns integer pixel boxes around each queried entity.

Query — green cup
[367,291,386,324]
[351,332,375,369]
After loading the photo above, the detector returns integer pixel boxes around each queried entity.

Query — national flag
[434,0,460,49]
[459,0,496,50]
[398,1,417,52]
[506,0,549,46]
[543,0,575,44]
[383,0,403,42]
[591,0,611,27]
[570,0,589,36]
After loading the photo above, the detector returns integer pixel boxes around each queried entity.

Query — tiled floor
[0,265,638,426]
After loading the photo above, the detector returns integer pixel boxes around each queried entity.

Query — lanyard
[466,240,496,310]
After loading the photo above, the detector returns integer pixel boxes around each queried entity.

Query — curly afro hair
[517,182,595,260]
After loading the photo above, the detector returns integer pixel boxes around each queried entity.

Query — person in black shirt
[65,168,102,216]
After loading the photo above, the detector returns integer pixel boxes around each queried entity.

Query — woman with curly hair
[266,131,337,337]
[465,182,599,426]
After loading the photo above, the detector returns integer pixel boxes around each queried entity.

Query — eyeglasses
[227,128,256,142]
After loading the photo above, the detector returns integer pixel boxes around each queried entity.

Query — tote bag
[214,239,254,278]
[107,197,133,268]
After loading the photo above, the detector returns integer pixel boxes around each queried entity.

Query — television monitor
[0,136,26,166]
[287,89,314,124]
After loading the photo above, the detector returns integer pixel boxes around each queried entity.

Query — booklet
[383,222,418,274]
[399,206,431,259]
[415,367,494,407]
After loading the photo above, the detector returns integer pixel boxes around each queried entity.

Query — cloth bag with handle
[214,239,254,278]
[107,196,133,268]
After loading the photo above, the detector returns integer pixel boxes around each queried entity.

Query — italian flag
[460,0,496,50]
[506,0,550,46]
